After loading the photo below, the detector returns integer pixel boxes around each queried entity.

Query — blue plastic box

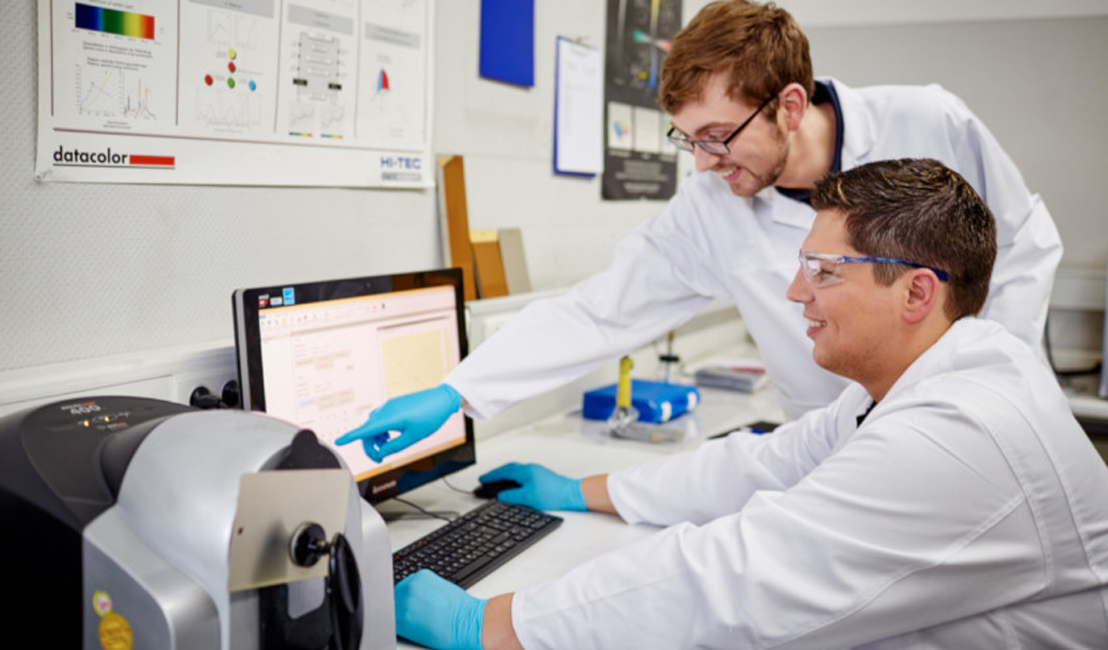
[582,380,700,423]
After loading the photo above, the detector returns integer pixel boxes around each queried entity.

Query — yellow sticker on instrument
[92,590,112,616]
[98,612,133,650]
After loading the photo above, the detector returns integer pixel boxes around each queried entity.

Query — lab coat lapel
[822,78,876,171]
[764,188,815,232]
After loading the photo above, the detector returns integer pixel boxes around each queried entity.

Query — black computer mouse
[473,479,522,499]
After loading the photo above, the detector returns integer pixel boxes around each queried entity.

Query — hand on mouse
[478,463,587,512]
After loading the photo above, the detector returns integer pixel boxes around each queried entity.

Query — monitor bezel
[232,268,475,505]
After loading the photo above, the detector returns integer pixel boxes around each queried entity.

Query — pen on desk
[707,426,766,440]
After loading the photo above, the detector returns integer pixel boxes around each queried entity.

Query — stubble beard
[726,127,790,198]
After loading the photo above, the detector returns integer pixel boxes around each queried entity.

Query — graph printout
[37,0,434,187]
[601,0,680,201]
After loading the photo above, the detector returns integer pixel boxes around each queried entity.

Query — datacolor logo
[53,145,175,169]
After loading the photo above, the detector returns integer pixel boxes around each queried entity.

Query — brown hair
[812,159,997,321]
[659,1,813,115]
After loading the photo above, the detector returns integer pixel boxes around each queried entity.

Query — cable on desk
[391,497,457,522]
[440,476,474,495]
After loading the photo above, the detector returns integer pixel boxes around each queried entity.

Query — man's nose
[786,267,812,304]
[693,145,724,173]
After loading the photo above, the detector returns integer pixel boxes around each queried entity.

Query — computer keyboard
[392,500,563,588]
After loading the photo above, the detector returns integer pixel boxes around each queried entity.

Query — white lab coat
[447,79,1062,420]
[512,318,1108,650]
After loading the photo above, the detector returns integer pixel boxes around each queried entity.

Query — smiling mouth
[807,318,826,331]
[716,165,742,183]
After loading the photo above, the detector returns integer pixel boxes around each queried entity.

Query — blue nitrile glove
[335,384,462,463]
[395,570,485,650]
[478,462,587,512]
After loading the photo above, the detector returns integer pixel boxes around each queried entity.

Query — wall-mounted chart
[37,0,434,187]
[275,0,356,140]
[54,1,177,134]
[356,0,428,152]
[178,0,278,137]
[602,0,681,200]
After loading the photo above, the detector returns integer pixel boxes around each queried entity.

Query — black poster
[602,0,683,200]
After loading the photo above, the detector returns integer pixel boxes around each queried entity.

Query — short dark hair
[659,1,813,115]
[812,159,997,321]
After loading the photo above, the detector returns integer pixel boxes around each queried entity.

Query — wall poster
[36,0,434,188]
[602,0,681,200]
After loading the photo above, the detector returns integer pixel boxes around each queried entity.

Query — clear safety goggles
[798,252,951,288]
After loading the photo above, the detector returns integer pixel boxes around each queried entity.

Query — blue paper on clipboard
[582,380,700,423]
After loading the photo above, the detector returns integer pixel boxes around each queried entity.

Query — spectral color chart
[75,3,155,40]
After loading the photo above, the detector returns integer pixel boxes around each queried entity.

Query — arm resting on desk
[582,474,617,515]
[483,595,524,650]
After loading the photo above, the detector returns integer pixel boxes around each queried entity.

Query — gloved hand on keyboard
[395,570,485,650]
[479,462,587,512]
[336,384,462,463]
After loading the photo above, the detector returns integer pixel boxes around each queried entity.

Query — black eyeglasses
[666,94,776,155]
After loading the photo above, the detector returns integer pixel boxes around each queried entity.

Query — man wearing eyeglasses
[338,2,1060,469]
[394,159,1108,650]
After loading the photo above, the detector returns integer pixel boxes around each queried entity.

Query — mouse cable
[391,497,457,522]
[440,476,474,495]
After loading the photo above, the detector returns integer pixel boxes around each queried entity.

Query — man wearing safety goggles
[396,158,1108,650]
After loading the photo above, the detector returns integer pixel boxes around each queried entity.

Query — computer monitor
[232,269,474,504]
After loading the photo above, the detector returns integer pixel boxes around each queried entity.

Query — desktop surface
[386,428,666,596]
[386,391,780,649]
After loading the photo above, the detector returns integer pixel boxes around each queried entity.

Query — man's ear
[778,83,808,132]
[903,270,940,324]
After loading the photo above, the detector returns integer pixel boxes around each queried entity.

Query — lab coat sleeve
[446,185,721,420]
[606,387,865,526]
[938,89,1062,349]
[512,402,1046,650]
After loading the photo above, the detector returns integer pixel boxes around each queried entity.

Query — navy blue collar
[855,400,877,428]
[775,80,844,205]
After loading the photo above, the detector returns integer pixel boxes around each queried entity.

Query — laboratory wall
[0,0,668,378]
[2,2,448,373]
[803,15,1108,274]
[2,0,1106,387]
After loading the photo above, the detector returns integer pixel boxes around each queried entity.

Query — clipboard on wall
[553,36,603,177]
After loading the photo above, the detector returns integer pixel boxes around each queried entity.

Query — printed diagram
[189,44,267,133]
[75,63,120,119]
[53,0,177,133]
[356,0,428,149]
[178,0,278,137]
[273,0,357,141]
[286,31,351,138]
[360,61,403,140]
[75,63,156,121]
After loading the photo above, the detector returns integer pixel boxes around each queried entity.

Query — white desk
[385,385,783,649]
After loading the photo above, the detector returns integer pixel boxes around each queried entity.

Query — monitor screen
[232,269,474,504]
